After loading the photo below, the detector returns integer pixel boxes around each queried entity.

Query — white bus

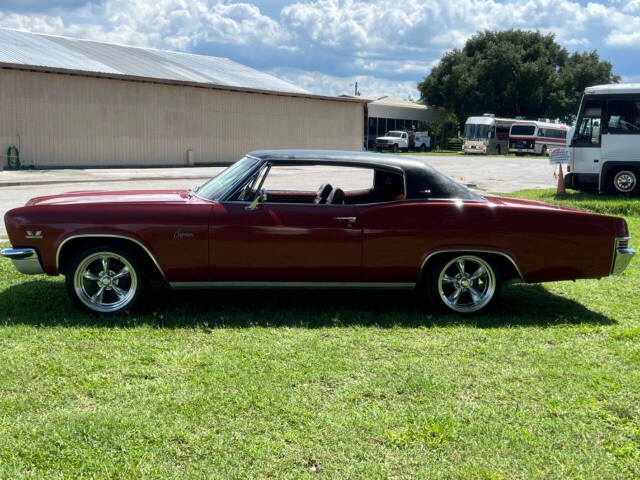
[462,115,519,155]
[509,121,569,155]
[561,84,640,195]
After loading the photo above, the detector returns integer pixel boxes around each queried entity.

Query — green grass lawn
[1,190,639,479]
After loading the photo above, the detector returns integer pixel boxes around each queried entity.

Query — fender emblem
[173,230,194,240]
[26,230,43,239]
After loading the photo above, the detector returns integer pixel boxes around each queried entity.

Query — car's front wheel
[65,246,145,314]
[425,254,500,314]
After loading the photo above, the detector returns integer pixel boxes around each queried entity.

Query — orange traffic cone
[557,164,566,194]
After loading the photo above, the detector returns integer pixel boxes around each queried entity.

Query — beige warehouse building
[0,28,366,169]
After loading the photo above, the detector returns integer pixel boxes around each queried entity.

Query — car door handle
[333,216,357,224]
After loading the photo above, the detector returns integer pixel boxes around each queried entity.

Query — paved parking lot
[0,154,557,237]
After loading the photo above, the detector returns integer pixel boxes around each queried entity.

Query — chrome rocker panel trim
[170,281,416,290]
[611,237,635,275]
[0,247,44,275]
[55,234,167,280]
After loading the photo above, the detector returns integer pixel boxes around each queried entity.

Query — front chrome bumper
[611,238,635,275]
[0,248,44,275]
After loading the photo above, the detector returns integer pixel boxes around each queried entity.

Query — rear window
[511,125,536,136]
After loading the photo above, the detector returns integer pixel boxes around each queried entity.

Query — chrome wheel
[437,255,496,313]
[73,251,138,313]
[613,170,637,193]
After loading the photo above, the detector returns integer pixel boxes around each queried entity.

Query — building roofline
[0,63,370,103]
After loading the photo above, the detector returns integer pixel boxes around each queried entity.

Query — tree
[418,30,619,124]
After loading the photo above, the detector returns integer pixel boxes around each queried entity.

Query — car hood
[376,136,402,141]
[25,189,191,206]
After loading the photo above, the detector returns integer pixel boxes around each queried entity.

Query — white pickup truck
[375,130,430,152]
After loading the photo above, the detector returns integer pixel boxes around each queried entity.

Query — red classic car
[1,150,635,315]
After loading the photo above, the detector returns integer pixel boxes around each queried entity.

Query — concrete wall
[0,69,364,169]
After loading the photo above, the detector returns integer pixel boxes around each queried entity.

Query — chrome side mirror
[246,188,267,210]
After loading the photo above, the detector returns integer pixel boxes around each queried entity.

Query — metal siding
[0,69,364,168]
[0,28,308,95]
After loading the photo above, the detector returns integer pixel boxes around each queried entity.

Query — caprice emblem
[173,229,194,240]
[26,230,43,239]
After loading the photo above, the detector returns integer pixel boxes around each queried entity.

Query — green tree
[418,30,619,124]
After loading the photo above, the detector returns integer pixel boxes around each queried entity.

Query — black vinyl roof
[248,150,484,201]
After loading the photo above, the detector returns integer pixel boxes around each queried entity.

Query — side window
[606,99,640,134]
[231,165,375,205]
[575,105,602,146]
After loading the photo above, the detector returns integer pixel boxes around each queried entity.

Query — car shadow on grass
[0,278,616,329]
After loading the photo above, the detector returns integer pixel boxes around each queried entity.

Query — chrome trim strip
[1,247,44,275]
[55,234,167,280]
[169,281,416,290]
[611,237,635,275]
[418,249,524,283]
[1,247,37,260]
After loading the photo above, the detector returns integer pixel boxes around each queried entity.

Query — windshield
[196,156,260,200]
[384,131,403,137]
[511,125,536,136]
[463,123,491,139]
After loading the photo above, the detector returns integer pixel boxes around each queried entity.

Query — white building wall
[0,69,364,168]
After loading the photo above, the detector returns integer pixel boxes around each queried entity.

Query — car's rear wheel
[425,254,500,314]
[65,246,145,314]
[610,169,638,195]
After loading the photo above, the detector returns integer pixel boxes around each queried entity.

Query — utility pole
[354,82,360,96]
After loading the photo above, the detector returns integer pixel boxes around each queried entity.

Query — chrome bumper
[0,248,44,275]
[611,238,635,275]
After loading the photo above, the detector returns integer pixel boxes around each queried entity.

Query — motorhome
[560,84,640,195]
[462,115,520,154]
[508,121,569,155]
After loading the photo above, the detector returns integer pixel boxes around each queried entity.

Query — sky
[0,0,639,99]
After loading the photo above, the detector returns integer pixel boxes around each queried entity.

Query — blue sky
[0,0,639,99]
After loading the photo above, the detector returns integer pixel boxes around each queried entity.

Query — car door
[208,165,362,283]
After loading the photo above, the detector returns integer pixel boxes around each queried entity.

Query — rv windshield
[463,123,491,139]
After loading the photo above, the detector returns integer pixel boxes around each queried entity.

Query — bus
[508,120,569,155]
[462,115,520,154]
[559,83,640,195]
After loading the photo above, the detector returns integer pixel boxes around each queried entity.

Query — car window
[260,165,374,192]
[227,164,378,204]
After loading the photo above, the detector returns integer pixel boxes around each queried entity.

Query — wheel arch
[418,249,523,285]
[56,234,166,281]
[600,161,639,192]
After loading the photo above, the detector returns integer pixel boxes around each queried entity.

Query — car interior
[230,165,406,205]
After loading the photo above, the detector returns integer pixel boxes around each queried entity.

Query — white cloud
[0,1,291,50]
[271,67,420,99]
[0,12,65,33]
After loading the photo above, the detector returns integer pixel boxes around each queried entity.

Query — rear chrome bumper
[0,248,44,275]
[611,238,635,275]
